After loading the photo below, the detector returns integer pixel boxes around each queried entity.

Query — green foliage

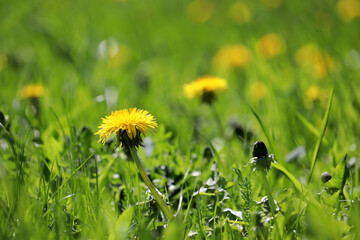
[1,0,360,239]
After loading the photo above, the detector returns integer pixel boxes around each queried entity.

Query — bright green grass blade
[307,89,334,184]
[295,111,329,145]
[48,153,93,201]
[247,103,284,165]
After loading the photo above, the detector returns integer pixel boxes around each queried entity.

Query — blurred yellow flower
[95,108,158,145]
[229,1,252,24]
[19,84,45,99]
[183,76,227,103]
[249,82,267,102]
[108,45,130,68]
[306,85,320,101]
[295,44,334,79]
[97,39,130,67]
[261,0,283,8]
[256,33,285,59]
[213,44,252,70]
[0,54,8,71]
[336,0,360,22]
[187,0,214,23]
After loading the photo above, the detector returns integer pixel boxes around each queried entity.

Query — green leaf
[109,206,134,240]
[305,203,350,239]
[307,89,334,183]
[325,154,349,191]
[323,190,341,207]
[163,217,185,240]
[295,111,329,145]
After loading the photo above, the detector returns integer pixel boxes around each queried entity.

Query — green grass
[1,0,360,239]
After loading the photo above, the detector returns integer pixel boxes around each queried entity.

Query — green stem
[210,105,224,137]
[129,147,174,221]
[260,169,281,238]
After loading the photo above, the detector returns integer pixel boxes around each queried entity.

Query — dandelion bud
[250,141,273,172]
[321,172,332,183]
[252,141,268,158]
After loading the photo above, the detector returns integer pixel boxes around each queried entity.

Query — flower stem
[260,169,281,238]
[210,105,224,137]
[129,147,174,221]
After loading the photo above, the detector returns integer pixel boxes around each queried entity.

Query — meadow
[1,0,360,239]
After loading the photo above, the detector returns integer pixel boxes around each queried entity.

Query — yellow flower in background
[97,39,131,68]
[95,108,158,145]
[187,0,214,23]
[304,85,330,108]
[336,0,360,22]
[261,0,283,8]
[256,33,285,59]
[108,45,130,68]
[183,76,227,103]
[295,44,334,79]
[19,84,45,99]
[0,54,8,71]
[306,85,320,101]
[229,1,252,24]
[213,44,252,70]
[249,81,267,102]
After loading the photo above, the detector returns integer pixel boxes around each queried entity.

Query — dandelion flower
[95,108,173,221]
[186,0,214,23]
[183,76,228,104]
[249,82,267,102]
[256,33,285,59]
[213,44,252,70]
[295,44,334,79]
[336,0,360,22]
[306,85,320,101]
[19,84,45,99]
[95,108,158,148]
[229,1,252,24]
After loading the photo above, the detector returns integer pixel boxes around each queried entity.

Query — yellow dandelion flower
[19,84,45,99]
[108,45,130,68]
[256,33,285,59]
[336,0,360,22]
[213,44,252,70]
[183,76,227,103]
[306,85,320,101]
[261,0,283,8]
[295,44,334,79]
[95,108,158,146]
[186,0,214,23]
[249,82,267,102]
[229,1,252,24]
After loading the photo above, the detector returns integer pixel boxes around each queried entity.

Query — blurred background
[1,0,360,156]
[1,0,360,239]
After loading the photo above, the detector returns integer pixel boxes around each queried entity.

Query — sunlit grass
[1,0,360,239]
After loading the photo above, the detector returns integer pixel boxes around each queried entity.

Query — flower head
[19,84,45,99]
[250,141,274,172]
[183,76,228,104]
[213,44,252,70]
[295,44,334,79]
[256,33,285,59]
[186,0,214,23]
[249,81,267,102]
[95,108,158,149]
[229,1,252,24]
[336,0,360,22]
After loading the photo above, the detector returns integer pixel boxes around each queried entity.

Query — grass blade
[246,103,284,165]
[295,111,329,145]
[307,88,334,183]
